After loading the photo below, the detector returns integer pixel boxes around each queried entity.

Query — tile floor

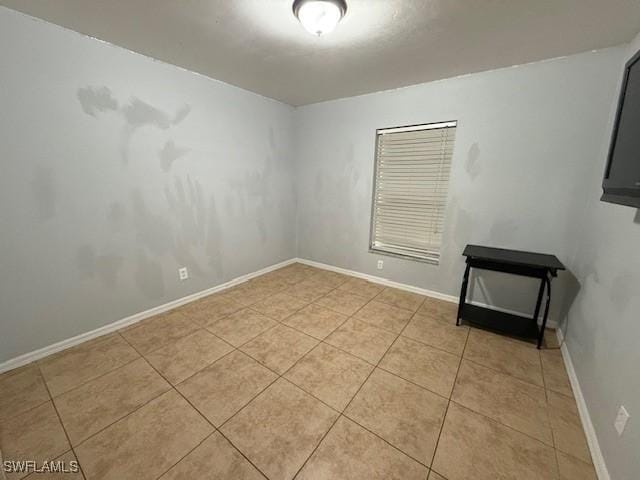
[0,263,597,480]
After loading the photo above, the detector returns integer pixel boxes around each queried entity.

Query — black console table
[456,245,565,349]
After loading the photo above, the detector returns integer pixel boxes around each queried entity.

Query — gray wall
[0,8,297,363]
[294,47,626,323]
[562,32,640,480]
[1,8,639,476]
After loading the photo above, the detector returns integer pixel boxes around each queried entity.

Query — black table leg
[457,263,471,326]
[532,276,546,330]
[537,276,552,349]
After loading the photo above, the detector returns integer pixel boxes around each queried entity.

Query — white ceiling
[2,0,640,106]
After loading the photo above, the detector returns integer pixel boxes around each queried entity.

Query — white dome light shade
[293,0,347,36]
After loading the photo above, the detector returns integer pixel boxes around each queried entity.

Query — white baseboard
[295,257,558,329]
[0,258,297,375]
[0,255,557,375]
[556,328,610,480]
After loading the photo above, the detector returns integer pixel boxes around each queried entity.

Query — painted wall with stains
[561,31,640,480]
[293,46,626,324]
[0,8,297,362]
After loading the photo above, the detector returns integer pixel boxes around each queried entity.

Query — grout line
[62,348,184,450]
[216,307,346,432]
[180,273,580,475]
[172,345,238,387]
[35,363,88,480]
[48,347,143,400]
[399,329,468,358]
[266,289,467,404]
[291,293,427,479]
[150,431,218,479]
[213,276,381,476]
[457,355,545,390]
[340,410,431,468]
[445,397,555,448]
[215,368,281,431]
[428,316,471,470]
[4,265,315,480]
[13,264,583,480]
[115,331,280,480]
[214,429,272,480]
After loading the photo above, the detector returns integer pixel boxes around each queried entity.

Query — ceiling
[2,0,640,106]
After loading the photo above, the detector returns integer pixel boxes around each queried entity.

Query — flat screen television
[602,48,640,208]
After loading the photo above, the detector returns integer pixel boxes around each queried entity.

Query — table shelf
[459,304,539,341]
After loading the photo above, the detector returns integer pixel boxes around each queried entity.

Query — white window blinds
[370,121,457,263]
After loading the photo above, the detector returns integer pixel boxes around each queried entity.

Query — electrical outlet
[377,260,384,270]
[614,405,630,436]
[178,267,189,281]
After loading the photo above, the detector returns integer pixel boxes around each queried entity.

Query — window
[370,121,457,264]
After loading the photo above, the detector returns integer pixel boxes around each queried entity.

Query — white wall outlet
[614,405,630,436]
[377,259,384,270]
[178,267,189,281]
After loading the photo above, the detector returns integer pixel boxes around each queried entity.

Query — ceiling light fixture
[292,0,347,37]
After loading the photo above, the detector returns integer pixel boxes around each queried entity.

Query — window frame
[368,120,457,265]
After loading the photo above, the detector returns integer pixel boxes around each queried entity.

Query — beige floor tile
[39,334,139,397]
[432,403,558,480]
[240,324,318,374]
[249,277,289,295]
[0,363,33,380]
[221,283,273,307]
[54,358,170,445]
[428,471,447,480]
[314,289,369,316]
[274,264,317,285]
[282,304,347,340]
[338,277,384,300]
[177,350,278,426]
[380,336,459,398]
[541,349,573,397]
[375,287,425,312]
[179,293,246,326]
[221,378,338,480]
[1,402,70,480]
[120,311,199,355]
[556,451,597,480]
[284,278,335,303]
[23,451,84,480]
[543,329,560,348]
[309,270,350,288]
[297,416,428,480]
[250,273,292,293]
[325,318,397,365]
[75,390,212,480]
[452,360,552,444]
[205,308,277,347]
[354,300,413,334]
[403,313,469,355]
[251,292,309,321]
[547,390,591,463]
[159,431,264,480]
[0,364,50,421]
[464,329,543,387]
[284,343,373,411]
[145,329,233,384]
[345,369,447,465]
[417,297,458,323]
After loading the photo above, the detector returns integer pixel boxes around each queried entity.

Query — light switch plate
[614,405,630,436]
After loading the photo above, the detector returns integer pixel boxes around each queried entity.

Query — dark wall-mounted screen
[602,48,640,208]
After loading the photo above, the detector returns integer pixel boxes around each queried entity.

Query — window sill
[369,247,440,266]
